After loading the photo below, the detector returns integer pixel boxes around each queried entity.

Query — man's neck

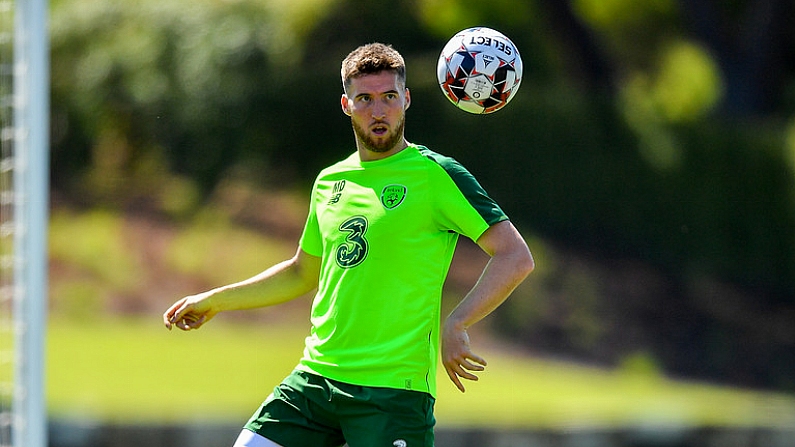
[357,139,409,162]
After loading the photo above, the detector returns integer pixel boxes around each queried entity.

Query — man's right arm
[163,247,321,331]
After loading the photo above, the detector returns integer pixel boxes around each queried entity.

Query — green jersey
[296,144,507,397]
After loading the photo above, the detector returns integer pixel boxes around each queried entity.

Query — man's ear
[405,88,411,110]
[341,94,352,116]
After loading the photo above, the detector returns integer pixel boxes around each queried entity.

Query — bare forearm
[446,248,533,330]
[441,222,533,391]
[164,249,320,331]
[207,257,316,312]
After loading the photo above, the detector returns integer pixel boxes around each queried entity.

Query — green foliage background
[49,0,795,390]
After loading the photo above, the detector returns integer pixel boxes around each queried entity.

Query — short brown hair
[341,43,406,93]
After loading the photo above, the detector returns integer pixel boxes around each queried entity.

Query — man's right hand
[163,293,218,331]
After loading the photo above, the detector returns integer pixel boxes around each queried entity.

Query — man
[163,43,534,447]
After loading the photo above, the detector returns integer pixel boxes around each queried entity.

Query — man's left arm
[441,220,534,392]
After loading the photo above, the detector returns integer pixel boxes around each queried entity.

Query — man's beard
[352,116,406,153]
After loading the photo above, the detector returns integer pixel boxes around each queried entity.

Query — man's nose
[371,101,386,119]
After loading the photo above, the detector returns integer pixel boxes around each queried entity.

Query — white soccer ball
[437,27,523,114]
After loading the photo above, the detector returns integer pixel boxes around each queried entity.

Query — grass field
[47,315,795,429]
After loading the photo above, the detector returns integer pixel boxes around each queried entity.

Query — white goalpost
[0,1,13,440]
[0,1,49,447]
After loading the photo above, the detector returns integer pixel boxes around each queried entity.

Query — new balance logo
[328,180,346,205]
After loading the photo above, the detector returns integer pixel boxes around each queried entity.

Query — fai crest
[380,184,407,209]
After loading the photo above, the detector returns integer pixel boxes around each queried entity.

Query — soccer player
[163,43,534,447]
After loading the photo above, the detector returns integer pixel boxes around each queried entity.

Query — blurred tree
[678,0,795,115]
[50,0,338,205]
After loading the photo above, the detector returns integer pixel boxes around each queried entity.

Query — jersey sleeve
[430,156,508,241]
[298,179,323,257]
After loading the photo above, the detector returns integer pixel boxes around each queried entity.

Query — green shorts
[244,370,435,447]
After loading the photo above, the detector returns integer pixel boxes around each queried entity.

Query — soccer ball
[437,27,523,114]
